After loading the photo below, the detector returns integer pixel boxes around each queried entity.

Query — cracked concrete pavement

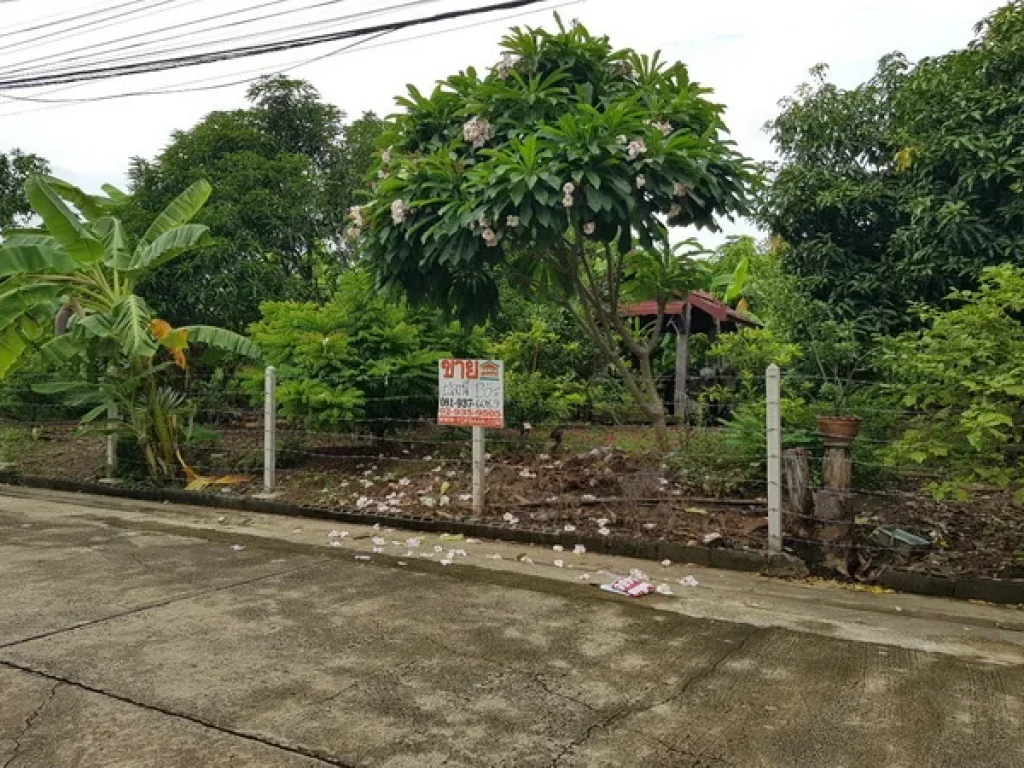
[1,486,1022,767]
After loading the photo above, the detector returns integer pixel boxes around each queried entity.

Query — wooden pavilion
[620,291,758,420]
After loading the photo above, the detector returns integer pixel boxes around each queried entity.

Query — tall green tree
[762,2,1024,334]
[356,18,752,441]
[126,76,383,330]
[0,149,49,231]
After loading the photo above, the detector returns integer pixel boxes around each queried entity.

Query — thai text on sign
[438,359,504,428]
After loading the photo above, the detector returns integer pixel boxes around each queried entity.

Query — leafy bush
[880,264,1024,498]
[667,427,764,497]
[244,270,487,428]
[503,371,586,425]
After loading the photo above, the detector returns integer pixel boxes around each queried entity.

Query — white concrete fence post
[766,364,782,552]
[105,402,118,479]
[472,426,485,516]
[264,365,277,494]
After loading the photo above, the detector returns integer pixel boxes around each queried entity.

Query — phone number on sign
[438,408,504,427]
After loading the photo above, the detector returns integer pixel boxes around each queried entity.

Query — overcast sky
[0,0,1005,242]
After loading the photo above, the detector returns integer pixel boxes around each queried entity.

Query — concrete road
[1,488,1022,767]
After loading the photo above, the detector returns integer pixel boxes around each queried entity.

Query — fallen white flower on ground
[563,524,576,532]
[598,528,610,537]
[230,545,245,551]
[576,573,591,581]
[405,537,422,548]
[553,559,565,568]
[661,559,672,567]
[329,541,343,548]
[355,555,371,561]
[679,575,699,587]
[328,530,348,539]
[440,559,453,566]
[552,545,564,552]
[629,568,650,581]
[596,518,610,527]
[573,544,587,555]
[372,537,386,546]
[433,545,444,553]
[656,584,674,596]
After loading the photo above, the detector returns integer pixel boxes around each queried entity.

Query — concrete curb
[2,471,1021,605]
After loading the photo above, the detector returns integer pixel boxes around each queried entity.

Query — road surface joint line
[1,680,60,768]
[0,561,327,652]
[548,628,758,766]
[0,660,353,768]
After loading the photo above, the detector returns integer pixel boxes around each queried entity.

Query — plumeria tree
[0,175,259,481]
[354,17,753,442]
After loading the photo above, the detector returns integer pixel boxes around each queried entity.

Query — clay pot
[816,415,862,440]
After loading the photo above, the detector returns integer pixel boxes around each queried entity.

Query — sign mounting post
[438,359,504,516]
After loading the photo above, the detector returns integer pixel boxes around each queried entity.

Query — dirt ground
[4,420,1022,580]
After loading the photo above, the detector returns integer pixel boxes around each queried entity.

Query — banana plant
[0,175,260,482]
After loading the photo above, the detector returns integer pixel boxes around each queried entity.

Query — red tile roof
[620,291,757,325]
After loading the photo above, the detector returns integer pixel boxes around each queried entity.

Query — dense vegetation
[0,5,1022,499]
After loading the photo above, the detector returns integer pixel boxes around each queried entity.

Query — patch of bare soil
[4,421,1021,579]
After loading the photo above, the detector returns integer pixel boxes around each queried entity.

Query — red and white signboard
[438,359,504,428]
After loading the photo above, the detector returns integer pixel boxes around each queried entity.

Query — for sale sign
[438,359,504,428]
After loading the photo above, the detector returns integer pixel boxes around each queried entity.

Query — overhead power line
[0,0,444,81]
[0,0,552,90]
[0,0,581,116]
[0,0,345,78]
[0,0,201,56]
[0,0,152,39]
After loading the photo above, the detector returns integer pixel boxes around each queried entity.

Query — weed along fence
[0,364,1021,597]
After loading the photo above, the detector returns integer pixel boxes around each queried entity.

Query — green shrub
[243,269,488,429]
[879,264,1024,499]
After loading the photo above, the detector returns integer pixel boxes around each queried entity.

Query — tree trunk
[815,438,856,575]
[637,350,668,448]
[823,443,853,491]
[783,448,813,536]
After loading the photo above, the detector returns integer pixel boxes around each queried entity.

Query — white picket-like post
[766,364,782,551]
[264,366,277,493]
[472,426,485,516]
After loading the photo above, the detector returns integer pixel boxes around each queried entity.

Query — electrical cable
[0,0,441,81]
[0,0,201,57]
[1,0,152,40]
[0,0,581,115]
[0,0,553,90]
[0,0,352,78]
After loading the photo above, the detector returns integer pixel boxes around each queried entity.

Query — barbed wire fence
[0,365,1017,577]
